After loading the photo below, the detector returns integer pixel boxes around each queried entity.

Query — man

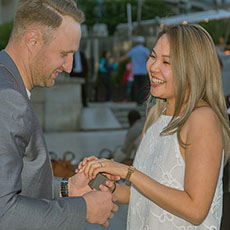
[120,36,150,104]
[0,0,117,229]
[70,50,88,107]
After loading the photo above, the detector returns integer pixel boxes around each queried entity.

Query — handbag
[50,151,75,177]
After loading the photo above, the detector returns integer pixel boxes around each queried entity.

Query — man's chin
[49,73,59,87]
[45,79,55,88]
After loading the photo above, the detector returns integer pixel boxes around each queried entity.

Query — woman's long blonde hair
[145,24,230,162]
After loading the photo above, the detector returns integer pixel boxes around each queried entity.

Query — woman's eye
[149,54,155,59]
[163,61,170,65]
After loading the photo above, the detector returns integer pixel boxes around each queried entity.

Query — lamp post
[137,0,142,25]
[137,0,143,34]
[127,3,132,37]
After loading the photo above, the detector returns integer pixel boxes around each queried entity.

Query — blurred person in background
[113,110,144,165]
[98,50,118,102]
[120,36,150,104]
[70,49,88,107]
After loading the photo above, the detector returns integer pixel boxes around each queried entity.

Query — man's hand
[83,185,118,227]
[68,172,91,197]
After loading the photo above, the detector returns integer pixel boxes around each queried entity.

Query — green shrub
[199,19,229,45]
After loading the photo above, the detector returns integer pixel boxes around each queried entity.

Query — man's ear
[25,29,43,53]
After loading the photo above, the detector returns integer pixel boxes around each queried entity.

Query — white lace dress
[127,115,224,230]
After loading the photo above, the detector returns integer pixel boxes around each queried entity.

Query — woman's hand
[76,156,121,181]
[80,158,129,180]
[76,156,98,173]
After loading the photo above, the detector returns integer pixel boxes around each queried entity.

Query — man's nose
[62,55,73,73]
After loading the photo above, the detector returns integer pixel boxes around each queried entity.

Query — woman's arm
[110,182,130,204]
[83,107,223,225]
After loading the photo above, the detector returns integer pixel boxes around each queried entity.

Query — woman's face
[146,34,176,103]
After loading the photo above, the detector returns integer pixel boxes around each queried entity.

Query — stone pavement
[44,102,144,230]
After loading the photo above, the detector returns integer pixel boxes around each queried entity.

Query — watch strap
[61,177,69,197]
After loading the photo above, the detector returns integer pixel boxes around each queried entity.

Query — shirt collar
[26,88,31,99]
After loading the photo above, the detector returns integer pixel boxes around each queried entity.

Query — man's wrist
[61,177,69,197]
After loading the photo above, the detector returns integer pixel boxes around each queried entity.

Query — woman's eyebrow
[151,49,170,58]
[163,55,171,58]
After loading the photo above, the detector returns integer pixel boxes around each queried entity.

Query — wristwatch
[61,177,69,197]
[125,166,135,182]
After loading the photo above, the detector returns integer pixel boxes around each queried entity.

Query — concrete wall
[31,72,84,132]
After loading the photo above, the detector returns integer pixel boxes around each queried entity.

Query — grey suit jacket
[0,50,86,230]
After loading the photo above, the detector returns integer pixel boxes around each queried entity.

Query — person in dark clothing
[70,50,88,107]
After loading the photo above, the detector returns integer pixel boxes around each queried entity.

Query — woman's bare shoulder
[185,106,222,135]
[189,106,219,123]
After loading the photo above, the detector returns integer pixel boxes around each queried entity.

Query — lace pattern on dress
[127,115,223,230]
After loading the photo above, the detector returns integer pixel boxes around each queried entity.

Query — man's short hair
[12,0,85,42]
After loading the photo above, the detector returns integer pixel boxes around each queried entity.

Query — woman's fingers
[92,159,119,178]
[82,158,126,180]
[77,156,98,174]
[84,160,98,178]
[87,156,98,162]
[90,160,106,178]
[75,157,88,173]
[83,158,106,178]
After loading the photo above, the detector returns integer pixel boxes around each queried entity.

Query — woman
[79,24,230,229]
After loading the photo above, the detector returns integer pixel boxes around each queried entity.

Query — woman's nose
[148,59,160,73]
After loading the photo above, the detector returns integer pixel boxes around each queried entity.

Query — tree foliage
[0,21,13,50]
[199,19,230,45]
[77,0,173,35]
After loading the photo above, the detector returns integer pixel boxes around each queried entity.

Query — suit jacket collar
[0,50,28,98]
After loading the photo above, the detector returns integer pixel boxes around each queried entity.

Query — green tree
[0,21,13,50]
[199,19,230,45]
[77,0,98,27]
[76,0,173,35]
